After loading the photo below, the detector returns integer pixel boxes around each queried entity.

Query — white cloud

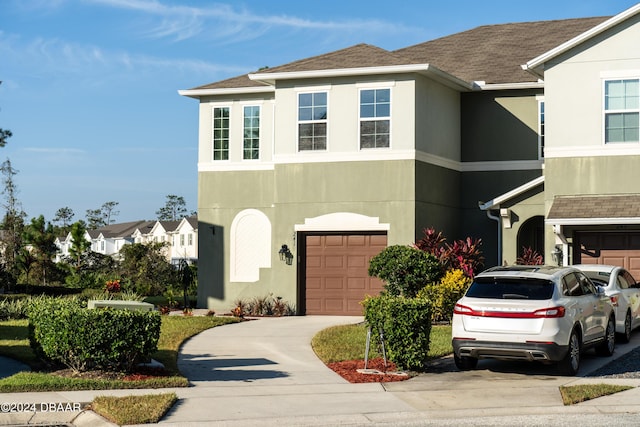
[85,0,414,42]
[0,32,245,78]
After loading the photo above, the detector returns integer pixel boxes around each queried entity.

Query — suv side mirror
[595,285,606,296]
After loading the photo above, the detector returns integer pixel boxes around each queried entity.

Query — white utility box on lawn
[87,300,155,312]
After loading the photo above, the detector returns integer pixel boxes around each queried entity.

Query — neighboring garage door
[305,233,387,315]
[575,232,640,279]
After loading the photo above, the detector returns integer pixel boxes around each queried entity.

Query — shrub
[28,297,161,372]
[363,294,432,371]
[418,269,471,322]
[415,228,485,277]
[368,245,442,298]
[0,297,29,320]
[516,246,544,265]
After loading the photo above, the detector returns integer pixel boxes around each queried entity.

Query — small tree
[68,221,91,270]
[86,201,119,229]
[21,215,58,285]
[53,207,75,230]
[177,258,195,309]
[156,195,187,221]
[368,245,442,298]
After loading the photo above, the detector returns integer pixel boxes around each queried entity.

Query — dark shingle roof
[191,16,611,90]
[256,43,416,74]
[394,17,609,84]
[548,195,640,220]
[89,220,155,238]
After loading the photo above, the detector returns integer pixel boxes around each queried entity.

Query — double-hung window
[213,107,230,160]
[298,92,327,151]
[604,79,639,143]
[360,88,390,148]
[243,106,260,159]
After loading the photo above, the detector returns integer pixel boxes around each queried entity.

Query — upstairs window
[605,79,639,143]
[213,107,230,160]
[298,92,327,151]
[243,106,260,159]
[360,88,390,148]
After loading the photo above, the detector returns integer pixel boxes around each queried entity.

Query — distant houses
[55,216,198,265]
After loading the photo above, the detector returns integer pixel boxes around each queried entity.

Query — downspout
[486,209,502,266]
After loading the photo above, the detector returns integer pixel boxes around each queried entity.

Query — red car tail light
[453,304,565,318]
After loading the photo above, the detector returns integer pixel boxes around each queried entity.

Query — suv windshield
[465,277,555,300]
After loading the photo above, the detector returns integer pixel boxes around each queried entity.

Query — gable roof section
[91,220,153,239]
[524,4,640,77]
[180,15,615,95]
[396,17,609,85]
[547,194,640,225]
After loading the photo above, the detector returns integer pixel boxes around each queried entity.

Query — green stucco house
[180,4,640,315]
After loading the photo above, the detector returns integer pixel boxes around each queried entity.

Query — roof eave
[178,86,275,99]
[249,64,474,91]
[474,81,545,91]
[479,175,545,210]
[546,217,640,226]
[523,4,640,75]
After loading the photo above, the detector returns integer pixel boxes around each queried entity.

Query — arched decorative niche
[230,209,271,282]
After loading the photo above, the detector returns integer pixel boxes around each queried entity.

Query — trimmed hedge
[363,294,432,371]
[368,245,442,298]
[28,297,161,372]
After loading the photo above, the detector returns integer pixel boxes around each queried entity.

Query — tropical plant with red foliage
[414,228,484,277]
[516,246,544,265]
[105,279,121,293]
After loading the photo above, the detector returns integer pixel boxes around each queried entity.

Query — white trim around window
[602,77,639,144]
[242,104,261,160]
[358,87,392,150]
[297,91,328,152]
[212,105,231,161]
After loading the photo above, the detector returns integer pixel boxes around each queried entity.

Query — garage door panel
[325,277,344,289]
[325,256,344,268]
[602,256,626,266]
[306,255,322,268]
[325,235,345,246]
[347,255,366,268]
[307,236,322,247]
[347,277,366,290]
[324,299,345,312]
[370,234,388,247]
[305,233,387,315]
[630,258,640,270]
[306,277,322,290]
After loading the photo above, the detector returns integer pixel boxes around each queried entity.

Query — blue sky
[1,0,638,223]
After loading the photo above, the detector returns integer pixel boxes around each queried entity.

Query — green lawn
[0,315,239,392]
[312,323,452,364]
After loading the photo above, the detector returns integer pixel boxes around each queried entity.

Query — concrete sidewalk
[1,316,640,426]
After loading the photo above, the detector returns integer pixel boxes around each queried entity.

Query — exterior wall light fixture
[278,244,293,265]
[551,245,563,266]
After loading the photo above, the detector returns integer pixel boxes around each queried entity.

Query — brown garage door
[575,232,640,279]
[305,233,387,315]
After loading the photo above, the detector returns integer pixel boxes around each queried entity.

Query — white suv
[452,266,616,375]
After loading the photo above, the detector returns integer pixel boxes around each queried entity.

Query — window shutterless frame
[603,78,640,144]
[297,92,328,151]
[242,105,260,160]
[212,106,231,160]
[358,87,391,149]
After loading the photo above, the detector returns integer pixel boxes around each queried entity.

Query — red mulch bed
[327,357,411,383]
